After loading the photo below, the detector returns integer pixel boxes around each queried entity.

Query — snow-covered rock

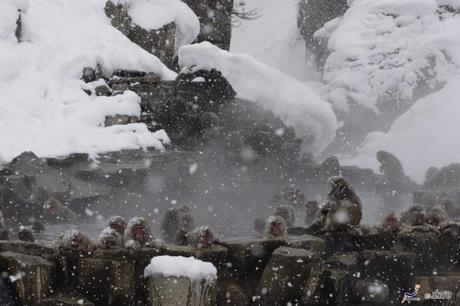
[319,0,460,113]
[144,255,217,280]
[344,74,460,183]
[179,42,338,154]
[0,0,176,164]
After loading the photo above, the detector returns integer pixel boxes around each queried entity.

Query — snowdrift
[0,0,197,163]
[179,42,338,154]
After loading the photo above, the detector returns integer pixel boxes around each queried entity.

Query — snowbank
[0,0,176,163]
[113,0,200,51]
[231,0,318,82]
[343,74,460,183]
[144,256,217,281]
[179,42,338,154]
[318,0,460,112]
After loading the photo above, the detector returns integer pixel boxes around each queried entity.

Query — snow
[115,0,200,52]
[344,74,460,183]
[178,42,338,154]
[0,0,176,164]
[144,256,217,281]
[319,0,460,113]
[231,0,319,82]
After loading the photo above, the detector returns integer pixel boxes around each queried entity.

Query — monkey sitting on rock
[107,216,127,236]
[265,215,287,240]
[160,205,195,244]
[55,230,94,253]
[426,205,448,228]
[321,176,362,233]
[98,227,123,249]
[185,225,217,248]
[124,217,154,249]
[17,227,35,242]
[274,205,296,228]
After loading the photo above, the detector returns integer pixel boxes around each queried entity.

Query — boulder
[255,246,320,305]
[76,257,135,306]
[104,1,176,67]
[40,293,95,306]
[0,251,55,306]
[216,277,249,306]
[286,234,325,254]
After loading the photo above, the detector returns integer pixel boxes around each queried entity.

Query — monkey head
[107,216,127,236]
[98,227,123,248]
[402,205,426,226]
[381,213,400,230]
[44,197,62,214]
[265,215,287,240]
[426,205,447,227]
[125,217,152,245]
[189,225,216,248]
[274,205,295,228]
[18,227,35,242]
[58,230,94,252]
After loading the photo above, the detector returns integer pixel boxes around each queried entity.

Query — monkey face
[44,199,59,213]
[110,222,126,235]
[384,216,399,229]
[132,224,146,242]
[71,233,88,250]
[201,228,215,246]
[270,221,284,237]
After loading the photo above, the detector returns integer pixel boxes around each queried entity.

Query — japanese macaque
[17,227,35,242]
[186,225,217,248]
[380,212,401,231]
[0,209,9,240]
[55,230,94,252]
[98,227,123,249]
[254,218,266,235]
[107,216,127,236]
[322,176,362,232]
[401,205,426,226]
[271,185,306,209]
[160,205,195,244]
[305,200,319,225]
[43,197,77,223]
[124,217,153,249]
[426,205,447,227]
[274,205,296,228]
[376,151,404,180]
[265,215,287,240]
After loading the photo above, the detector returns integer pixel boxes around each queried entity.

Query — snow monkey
[426,205,447,227]
[55,230,94,252]
[98,227,123,249]
[107,215,127,236]
[265,215,287,240]
[376,150,405,180]
[43,197,77,223]
[322,176,362,232]
[401,205,426,226]
[274,205,296,228]
[186,225,217,248]
[380,212,401,231]
[17,227,35,242]
[160,205,195,244]
[124,217,153,249]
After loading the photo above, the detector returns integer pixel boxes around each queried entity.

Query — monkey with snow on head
[265,215,287,240]
[124,217,154,249]
[274,205,296,228]
[379,212,401,232]
[160,205,195,244]
[322,176,362,232]
[107,216,127,236]
[401,205,426,226]
[98,227,123,249]
[426,205,447,228]
[186,225,217,248]
[55,230,94,253]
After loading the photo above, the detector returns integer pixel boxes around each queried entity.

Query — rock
[40,293,95,306]
[304,267,351,305]
[0,251,55,306]
[104,1,176,67]
[220,239,284,288]
[396,227,440,268]
[286,234,326,254]
[104,115,138,127]
[217,277,249,306]
[255,246,320,305]
[94,84,112,96]
[423,163,460,189]
[75,257,135,306]
[351,279,390,305]
[146,274,217,306]
[182,0,233,50]
[362,250,416,301]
